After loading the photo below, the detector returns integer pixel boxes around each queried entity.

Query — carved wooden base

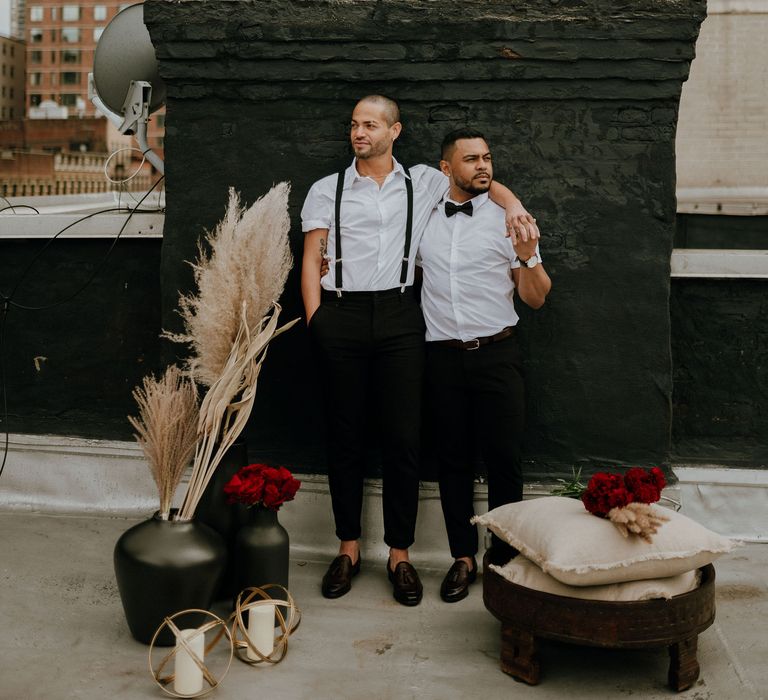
[483,559,715,694]
[668,636,700,691]
[500,624,540,685]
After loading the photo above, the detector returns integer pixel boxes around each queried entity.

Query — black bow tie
[445,200,473,217]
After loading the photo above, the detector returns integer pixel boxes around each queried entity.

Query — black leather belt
[430,326,515,350]
[321,287,415,301]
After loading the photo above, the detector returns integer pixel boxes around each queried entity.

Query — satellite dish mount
[88,3,166,175]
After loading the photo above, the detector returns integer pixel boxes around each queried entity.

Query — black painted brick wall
[671,279,768,466]
[1,240,162,439]
[136,0,708,474]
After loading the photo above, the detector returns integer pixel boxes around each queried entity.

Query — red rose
[582,472,633,517]
[624,467,664,504]
[224,463,301,510]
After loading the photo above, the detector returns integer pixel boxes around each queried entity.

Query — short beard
[454,174,492,196]
[354,139,390,160]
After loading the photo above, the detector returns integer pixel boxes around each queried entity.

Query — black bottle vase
[234,506,290,594]
[113,512,227,645]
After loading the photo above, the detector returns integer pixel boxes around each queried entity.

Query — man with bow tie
[418,127,552,603]
[301,97,537,607]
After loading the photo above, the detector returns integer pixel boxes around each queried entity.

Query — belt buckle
[465,339,480,351]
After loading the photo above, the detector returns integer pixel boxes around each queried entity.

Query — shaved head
[355,95,401,127]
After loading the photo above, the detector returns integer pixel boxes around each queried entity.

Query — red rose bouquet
[224,463,301,511]
[581,467,669,542]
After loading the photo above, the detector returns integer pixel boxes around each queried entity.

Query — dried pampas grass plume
[608,502,670,543]
[161,182,299,521]
[165,183,293,386]
[128,366,199,519]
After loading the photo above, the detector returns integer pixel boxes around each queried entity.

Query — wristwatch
[519,254,540,269]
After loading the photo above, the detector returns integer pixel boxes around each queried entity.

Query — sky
[0,0,10,36]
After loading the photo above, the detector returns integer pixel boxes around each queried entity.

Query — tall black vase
[234,507,290,594]
[114,512,227,645]
[195,440,248,600]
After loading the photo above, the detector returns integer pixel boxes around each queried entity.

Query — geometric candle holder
[231,584,301,665]
[148,609,234,698]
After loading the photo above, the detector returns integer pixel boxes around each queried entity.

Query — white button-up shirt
[418,192,540,342]
[301,158,447,291]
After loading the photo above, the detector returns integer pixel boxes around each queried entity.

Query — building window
[30,50,42,63]
[62,5,81,21]
[61,28,81,43]
[1,86,5,97]
[61,94,78,106]
[9,66,13,78]
[1,107,5,119]
[93,27,104,41]
[30,29,44,43]
[61,49,81,64]
[94,5,107,21]
[61,71,81,85]
[9,108,14,119]
[9,87,14,98]
[30,94,42,106]
[30,72,42,86]
[51,7,57,20]
[30,6,44,21]
[51,51,57,63]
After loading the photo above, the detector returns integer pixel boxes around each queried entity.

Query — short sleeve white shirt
[301,158,447,291]
[418,192,541,342]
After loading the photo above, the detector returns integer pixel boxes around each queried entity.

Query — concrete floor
[0,512,766,700]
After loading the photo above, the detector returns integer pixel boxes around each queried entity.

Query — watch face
[525,255,539,268]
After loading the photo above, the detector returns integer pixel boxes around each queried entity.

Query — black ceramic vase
[234,507,289,594]
[195,440,249,599]
[114,512,227,645]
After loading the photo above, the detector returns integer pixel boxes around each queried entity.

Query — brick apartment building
[26,0,124,116]
[1,34,25,121]
[23,0,163,150]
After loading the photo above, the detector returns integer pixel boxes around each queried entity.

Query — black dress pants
[425,333,526,559]
[310,288,425,549]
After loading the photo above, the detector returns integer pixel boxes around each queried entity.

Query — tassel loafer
[387,560,423,606]
[321,554,361,599]
[440,557,477,603]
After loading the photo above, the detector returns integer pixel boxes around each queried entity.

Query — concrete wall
[144,0,706,474]
[676,0,768,191]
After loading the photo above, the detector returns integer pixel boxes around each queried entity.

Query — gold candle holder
[148,609,234,698]
[231,584,301,665]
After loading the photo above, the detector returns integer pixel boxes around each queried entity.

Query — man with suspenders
[301,95,537,606]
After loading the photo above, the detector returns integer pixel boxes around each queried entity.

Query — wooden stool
[482,555,716,692]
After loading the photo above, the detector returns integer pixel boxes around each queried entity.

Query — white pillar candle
[247,603,275,660]
[174,628,205,695]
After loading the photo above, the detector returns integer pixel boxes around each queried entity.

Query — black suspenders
[333,166,414,295]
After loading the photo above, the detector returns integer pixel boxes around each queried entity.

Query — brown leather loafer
[387,561,423,606]
[440,557,477,603]
[321,554,361,599]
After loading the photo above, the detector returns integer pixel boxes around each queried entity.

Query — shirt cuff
[301,220,329,233]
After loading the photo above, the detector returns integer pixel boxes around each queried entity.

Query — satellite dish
[93,3,166,115]
[89,3,165,173]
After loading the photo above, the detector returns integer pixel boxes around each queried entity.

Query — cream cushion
[472,496,736,586]
[490,554,701,601]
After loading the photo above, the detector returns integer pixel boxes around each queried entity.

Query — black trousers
[310,288,425,549]
[424,333,526,559]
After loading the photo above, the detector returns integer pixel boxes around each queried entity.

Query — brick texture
[144,0,707,473]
